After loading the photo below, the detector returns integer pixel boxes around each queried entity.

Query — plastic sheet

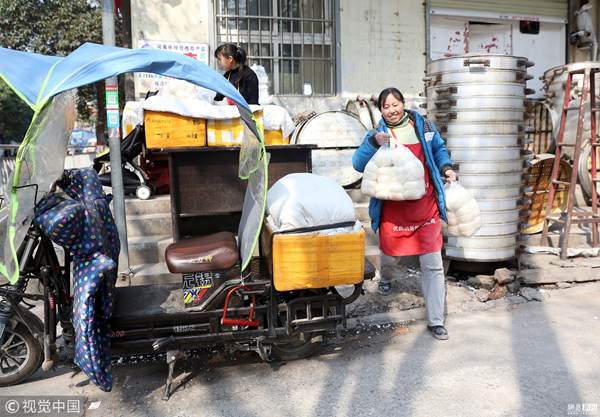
[0,91,76,283]
[361,138,426,200]
[441,181,482,237]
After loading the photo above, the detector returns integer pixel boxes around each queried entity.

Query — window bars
[215,0,336,96]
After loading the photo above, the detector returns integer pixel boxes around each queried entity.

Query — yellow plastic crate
[260,223,365,291]
[207,110,264,146]
[263,129,290,145]
[144,110,206,149]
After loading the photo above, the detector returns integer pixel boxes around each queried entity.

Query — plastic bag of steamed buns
[361,139,426,200]
[441,181,482,237]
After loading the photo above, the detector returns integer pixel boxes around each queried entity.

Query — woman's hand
[375,131,392,146]
[444,169,457,182]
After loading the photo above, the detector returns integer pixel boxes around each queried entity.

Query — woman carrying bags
[214,43,259,105]
[352,87,457,340]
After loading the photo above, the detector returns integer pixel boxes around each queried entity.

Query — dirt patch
[340,265,510,318]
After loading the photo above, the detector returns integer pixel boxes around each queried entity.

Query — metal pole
[102,0,132,281]
[121,0,135,102]
[425,0,431,63]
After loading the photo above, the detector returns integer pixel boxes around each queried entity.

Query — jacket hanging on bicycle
[35,168,120,392]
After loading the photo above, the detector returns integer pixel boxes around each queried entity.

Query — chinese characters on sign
[136,40,210,94]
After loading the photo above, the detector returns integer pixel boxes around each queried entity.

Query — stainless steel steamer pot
[293,111,367,187]
[426,83,531,100]
[540,62,600,158]
[435,123,532,136]
[429,109,528,123]
[426,55,534,73]
[457,161,526,174]
[346,99,374,131]
[425,54,534,261]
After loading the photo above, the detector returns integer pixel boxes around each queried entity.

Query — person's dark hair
[377,88,405,110]
[214,43,247,88]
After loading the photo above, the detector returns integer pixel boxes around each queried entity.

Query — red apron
[379,141,442,257]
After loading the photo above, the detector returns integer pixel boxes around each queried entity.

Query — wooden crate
[145,110,206,149]
[260,223,365,291]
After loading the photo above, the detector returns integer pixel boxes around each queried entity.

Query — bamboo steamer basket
[521,154,572,234]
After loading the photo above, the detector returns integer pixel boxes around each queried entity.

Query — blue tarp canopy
[0,43,267,284]
[0,42,252,113]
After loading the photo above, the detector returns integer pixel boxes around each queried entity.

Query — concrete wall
[130,0,427,116]
[275,0,428,115]
[338,0,426,103]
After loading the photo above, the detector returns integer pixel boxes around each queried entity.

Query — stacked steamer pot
[423,54,535,262]
[541,62,600,130]
[541,62,600,204]
[292,111,368,187]
[346,96,383,131]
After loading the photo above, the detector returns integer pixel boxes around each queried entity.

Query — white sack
[196,86,218,104]
[157,80,216,104]
[158,79,198,100]
[250,64,274,105]
[441,181,482,237]
[267,173,356,231]
[262,106,295,139]
[122,101,142,132]
[361,138,426,201]
[141,95,262,120]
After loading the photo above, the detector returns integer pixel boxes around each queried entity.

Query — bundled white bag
[158,79,198,100]
[157,79,217,104]
[442,181,482,237]
[267,173,356,231]
[361,137,426,200]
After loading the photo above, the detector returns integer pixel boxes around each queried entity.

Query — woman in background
[214,43,259,105]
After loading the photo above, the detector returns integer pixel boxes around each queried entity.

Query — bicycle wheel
[0,322,44,387]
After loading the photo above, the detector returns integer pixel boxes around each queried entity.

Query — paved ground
[3,281,599,417]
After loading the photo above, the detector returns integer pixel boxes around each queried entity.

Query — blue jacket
[352,110,453,232]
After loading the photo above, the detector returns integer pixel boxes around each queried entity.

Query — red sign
[510,15,540,21]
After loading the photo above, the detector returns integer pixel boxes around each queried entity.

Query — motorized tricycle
[0,167,374,399]
[0,42,373,399]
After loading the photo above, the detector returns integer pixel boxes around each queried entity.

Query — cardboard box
[145,110,207,149]
[207,110,264,147]
[260,222,365,291]
[263,129,290,145]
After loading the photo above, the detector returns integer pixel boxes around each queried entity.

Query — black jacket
[214,66,259,105]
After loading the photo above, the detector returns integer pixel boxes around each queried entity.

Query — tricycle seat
[165,231,239,273]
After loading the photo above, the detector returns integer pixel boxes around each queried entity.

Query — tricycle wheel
[270,331,324,361]
[0,322,44,387]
